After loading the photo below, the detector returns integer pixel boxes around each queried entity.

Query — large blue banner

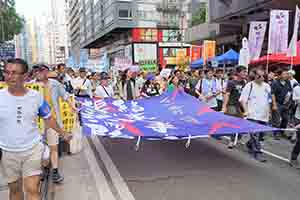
[78,90,276,140]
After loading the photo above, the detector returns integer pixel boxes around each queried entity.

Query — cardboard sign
[59,95,76,132]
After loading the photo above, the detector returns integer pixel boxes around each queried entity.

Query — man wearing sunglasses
[239,69,277,162]
[0,59,69,200]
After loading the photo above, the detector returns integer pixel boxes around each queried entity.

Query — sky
[15,0,50,18]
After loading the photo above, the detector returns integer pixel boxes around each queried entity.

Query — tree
[0,0,23,43]
[191,7,207,26]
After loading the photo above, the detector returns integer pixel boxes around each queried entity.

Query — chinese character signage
[202,40,216,63]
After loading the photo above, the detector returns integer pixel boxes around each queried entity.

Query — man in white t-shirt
[72,67,93,98]
[240,69,277,162]
[195,69,218,110]
[94,72,114,98]
[0,59,70,200]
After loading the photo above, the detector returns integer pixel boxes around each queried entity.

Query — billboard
[133,43,157,64]
[0,42,15,60]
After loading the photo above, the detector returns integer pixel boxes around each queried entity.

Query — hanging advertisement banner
[288,6,300,56]
[248,21,267,60]
[202,40,216,63]
[268,10,289,54]
[191,46,202,62]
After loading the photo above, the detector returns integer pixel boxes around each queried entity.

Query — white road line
[91,135,136,200]
[83,138,116,200]
[223,136,290,163]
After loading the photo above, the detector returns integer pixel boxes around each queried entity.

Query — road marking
[223,136,290,163]
[83,137,116,200]
[91,136,136,200]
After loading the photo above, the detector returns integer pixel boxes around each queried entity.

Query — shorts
[0,143,44,184]
[46,128,59,146]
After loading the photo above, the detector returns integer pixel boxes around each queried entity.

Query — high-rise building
[73,0,193,69]
[66,0,80,65]
[49,0,69,64]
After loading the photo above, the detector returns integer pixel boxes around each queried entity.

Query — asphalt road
[89,136,300,200]
[1,135,300,200]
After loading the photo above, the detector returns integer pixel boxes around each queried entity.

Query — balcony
[156,2,181,13]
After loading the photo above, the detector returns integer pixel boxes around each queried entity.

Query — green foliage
[0,0,23,43]
[191,7,206,26]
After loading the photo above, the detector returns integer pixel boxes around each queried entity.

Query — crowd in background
[2,58,300,199]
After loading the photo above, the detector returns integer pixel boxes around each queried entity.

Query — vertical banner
[268,10,289,54]
[288,6,300,57]
[239,38,250,68]
[191,46,202,62]
[248,21,267,60]
[202,40,216,64]
[59,96,76,132]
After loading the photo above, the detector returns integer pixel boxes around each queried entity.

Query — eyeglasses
[3,70,25,77]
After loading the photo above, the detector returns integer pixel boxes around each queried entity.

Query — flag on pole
[239,37,250,68]
[287,6,300,57]
[248,21,267,60]
[268,10,289,54]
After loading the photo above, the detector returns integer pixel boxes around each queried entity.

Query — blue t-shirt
[0,89,51,152]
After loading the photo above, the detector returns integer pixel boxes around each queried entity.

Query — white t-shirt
[239,81,271,122]
[196,79,218,108]
[0,89,51,152]
[293,85,300,120]
[95,85,114,98]
[215,78,227,101]
[71,77,93,97]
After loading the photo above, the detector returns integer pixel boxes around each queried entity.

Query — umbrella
[250,54,300,65]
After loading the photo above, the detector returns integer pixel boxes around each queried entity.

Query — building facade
[49,0,69,64]
[186,0,298,54]
[66,0,81,65]
[74,0,193,69]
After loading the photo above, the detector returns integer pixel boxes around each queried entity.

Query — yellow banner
[59,96,76,132]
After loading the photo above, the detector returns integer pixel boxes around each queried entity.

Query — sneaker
[228,141,235,149]
[255,153,267,163]
[290,160,300,169]
[52,170,64,184]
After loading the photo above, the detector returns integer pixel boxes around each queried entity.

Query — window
[119,9,132,19]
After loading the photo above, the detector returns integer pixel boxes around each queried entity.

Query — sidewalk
[0,142,101,200]
[49,144,101,200]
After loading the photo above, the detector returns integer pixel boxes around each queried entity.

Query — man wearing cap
[94,72,114,98]
[35,64,73,184]
[72,68,93,98]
